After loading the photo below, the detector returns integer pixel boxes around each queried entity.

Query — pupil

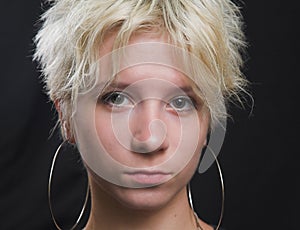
[112,94,123,104]
[175,98,185,108]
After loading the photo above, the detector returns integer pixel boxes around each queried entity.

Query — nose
[129,100,168,154]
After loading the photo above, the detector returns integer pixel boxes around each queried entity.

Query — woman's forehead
[96,36,204,88]
[115,64,190,87]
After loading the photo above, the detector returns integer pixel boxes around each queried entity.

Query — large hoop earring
[48,142,90,230]
[188,146,225,230]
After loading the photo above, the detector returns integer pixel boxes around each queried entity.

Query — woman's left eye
[168,96,195,112]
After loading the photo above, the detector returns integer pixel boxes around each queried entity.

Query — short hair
[34,0,247,139]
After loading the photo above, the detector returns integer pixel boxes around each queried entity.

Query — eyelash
[167,96,197,112]
[98,91,200,112]
[99,91,133,107]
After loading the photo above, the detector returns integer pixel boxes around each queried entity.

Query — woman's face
[78,31,210,210]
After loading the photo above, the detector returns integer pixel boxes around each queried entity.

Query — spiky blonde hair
[34,0,247,139]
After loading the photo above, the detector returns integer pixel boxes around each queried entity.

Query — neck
[85,177,198,230]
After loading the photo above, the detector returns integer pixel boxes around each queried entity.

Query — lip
[124,170,172,185]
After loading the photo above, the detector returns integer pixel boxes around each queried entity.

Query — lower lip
[125,173,172,185]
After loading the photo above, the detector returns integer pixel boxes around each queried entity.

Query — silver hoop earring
[48,142,90,230]
[188,147,224,230]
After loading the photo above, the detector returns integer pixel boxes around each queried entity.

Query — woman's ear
[54,100,63,121]
[54,100,75,144]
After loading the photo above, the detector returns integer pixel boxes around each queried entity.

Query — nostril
[130,119,168,154]
[131,135,165,154]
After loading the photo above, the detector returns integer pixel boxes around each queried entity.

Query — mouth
[124,170,173,186]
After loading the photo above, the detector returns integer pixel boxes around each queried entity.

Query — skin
[59,31,213,230]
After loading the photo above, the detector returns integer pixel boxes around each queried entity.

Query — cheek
[95,108,124,161]
[95,109,112,143]
[165,115,182,149]
[198,110,210,145]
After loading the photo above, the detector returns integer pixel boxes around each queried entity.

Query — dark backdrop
[0,1,297,229]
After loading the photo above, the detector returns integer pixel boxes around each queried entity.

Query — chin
[112,184,175,211]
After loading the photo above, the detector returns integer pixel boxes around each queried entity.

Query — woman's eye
[100,91,133,107]
[168,96,195,112]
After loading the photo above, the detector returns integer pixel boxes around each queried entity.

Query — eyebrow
[106,81,195,94]
[106,82,130,90]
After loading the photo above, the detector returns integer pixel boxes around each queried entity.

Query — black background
[0,1,297,229]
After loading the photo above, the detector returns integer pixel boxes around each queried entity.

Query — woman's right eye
[100,91,133,108]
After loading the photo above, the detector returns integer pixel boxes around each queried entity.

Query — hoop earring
[48,142,90,230]
[188,146,225,230]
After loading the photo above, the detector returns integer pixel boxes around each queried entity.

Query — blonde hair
[34,0,247,139]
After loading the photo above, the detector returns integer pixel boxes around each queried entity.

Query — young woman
[34,0,247,229]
